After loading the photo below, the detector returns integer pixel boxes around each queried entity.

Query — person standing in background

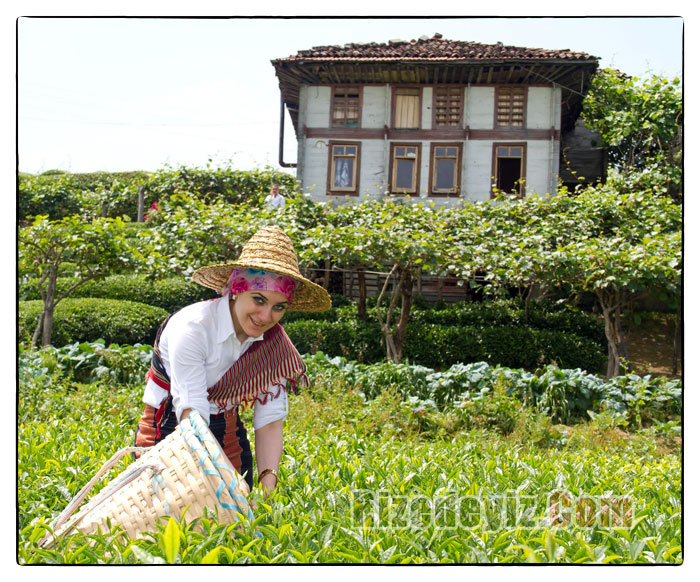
[265,184,285,210]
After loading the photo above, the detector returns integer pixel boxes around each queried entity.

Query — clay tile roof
[276,33,597,62]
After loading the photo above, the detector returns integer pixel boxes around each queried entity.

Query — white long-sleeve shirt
[142,296,288,430]
[265,194,285,209]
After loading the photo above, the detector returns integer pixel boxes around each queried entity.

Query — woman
[134,226,331,494]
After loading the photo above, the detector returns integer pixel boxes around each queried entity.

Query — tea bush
[289,298,605,347]
[18,299,168,346]
[403,323,605,372]
[17,363,682,563]
[284,319,605,372]
[19,275,217,314]
[282,319,386,363]
[409,298,607,347]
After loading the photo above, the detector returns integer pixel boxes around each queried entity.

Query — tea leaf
[161,518,181,564]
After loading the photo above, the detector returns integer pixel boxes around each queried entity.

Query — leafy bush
[282,319,385,363]
[143,164,298,207]
[19,275,216,313]
[454,383,523,434]
[282,302,355,323]
[18,174,84,221]
[19,171,151,222]
[602,373,682,428]
[19,165,297,224]
[286,317,605,373]
[303,352,681,425]
[406,298,606,346]
[19,341,153,386]
[19,299,168,346]
[289,298,606,350]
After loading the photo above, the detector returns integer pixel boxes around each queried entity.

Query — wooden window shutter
[434,86,462,127]
[496,87,525,127]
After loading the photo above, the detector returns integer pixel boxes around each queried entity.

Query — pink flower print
[229,278,251,295]
[275,276,297,300]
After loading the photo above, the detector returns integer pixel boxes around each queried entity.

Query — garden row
[20,273,605,344]
[18,276,607,372]
[19,340,680,428]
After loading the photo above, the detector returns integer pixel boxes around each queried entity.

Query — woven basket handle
[40,446,153,547]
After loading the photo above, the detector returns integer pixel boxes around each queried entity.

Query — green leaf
[200,547,222,564]
[162,518,181,564]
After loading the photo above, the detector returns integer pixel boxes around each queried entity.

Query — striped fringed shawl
[207,323,308,408]
[146,318,308,437]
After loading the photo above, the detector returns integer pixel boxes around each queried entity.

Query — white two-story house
[272,34,603,204]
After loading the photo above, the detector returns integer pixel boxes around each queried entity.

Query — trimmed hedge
[402,323,605,373]
[286,298,606,348]
[19,276,350,320]
[19,275,217,314]
[283,319,606,373]
[282,319,386,364]
[403,299,606,347]
[19,299,168,346]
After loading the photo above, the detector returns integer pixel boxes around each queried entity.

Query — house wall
[465,87,495,130]
[297,84,562,204]
[303,86,332,126]
[362,86,387,128]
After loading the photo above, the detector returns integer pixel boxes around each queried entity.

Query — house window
[328,142,360,194]
[332,87,360,127]
[496,86,526,127]
[429,143,462,196]
[434,86,462,127]
[393,87,420,129]
[390,143,421,195]
[492,143,526,197]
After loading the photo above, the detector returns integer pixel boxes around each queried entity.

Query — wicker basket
[40,410,252,546]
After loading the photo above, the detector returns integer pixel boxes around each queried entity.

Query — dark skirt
[134,402,254,491]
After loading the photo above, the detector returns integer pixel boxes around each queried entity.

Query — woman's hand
[255,419,283,496]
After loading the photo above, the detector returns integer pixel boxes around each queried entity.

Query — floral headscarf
[222,268,297,303]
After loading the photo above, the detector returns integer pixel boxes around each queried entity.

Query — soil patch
[622,312,681,379]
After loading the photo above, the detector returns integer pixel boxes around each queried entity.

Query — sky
[16,13,684,176]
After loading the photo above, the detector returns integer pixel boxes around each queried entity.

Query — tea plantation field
[18,345,682,564]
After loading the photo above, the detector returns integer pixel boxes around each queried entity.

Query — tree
[365,200,444,363]
[19,216,136,347]
[446,182,681,379]
[582,68,682,199]
[536,181,680,378]
[299,197,449,363]
[551,231,680,378]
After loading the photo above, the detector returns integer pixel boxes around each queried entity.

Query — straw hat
[192,226,331,312]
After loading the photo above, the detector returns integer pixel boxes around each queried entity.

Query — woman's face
[230,289,288,341]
